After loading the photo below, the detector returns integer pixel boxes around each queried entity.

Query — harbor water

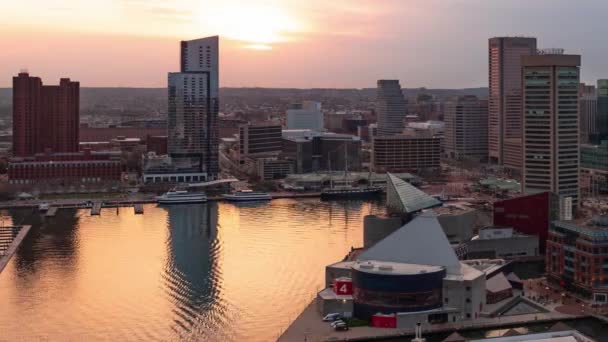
[0,199,384,341]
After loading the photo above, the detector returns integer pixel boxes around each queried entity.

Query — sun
[195,2,302,50]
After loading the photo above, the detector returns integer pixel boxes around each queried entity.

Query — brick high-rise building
[488,37,537,170]
[12,72,79,156]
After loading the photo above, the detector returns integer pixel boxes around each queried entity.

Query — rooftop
[487,273,512,293]
[478,177,521,192]
[462,259,509,275]
[432,203,475,216]
[358,212,462,275]
[318,288,353,301]
[553,216,608,241]
[352,260,444,276]
[284,172,417,184]
[386,173,441,214]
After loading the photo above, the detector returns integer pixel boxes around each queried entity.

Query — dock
[45,207,58,217]
[134,203,144,215]
[91,202,102,215]
[0,225,32,274]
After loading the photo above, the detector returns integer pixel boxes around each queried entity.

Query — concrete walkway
[278,298,580,342]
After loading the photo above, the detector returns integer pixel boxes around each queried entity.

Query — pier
[91,202,102,215]
[0,225,32,274]
[134,204,144,214]
[45,207,58,217]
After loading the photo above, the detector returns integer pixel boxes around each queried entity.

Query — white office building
[522,51,581,208]
[286,101,324,131]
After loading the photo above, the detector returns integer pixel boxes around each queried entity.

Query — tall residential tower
[376,80,407,136]
[522,51,581,209]
[168,36,219,181]
[488,37,537,170]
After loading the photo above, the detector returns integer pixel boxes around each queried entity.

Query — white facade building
[522,52,581,209]
[286,101,324,131]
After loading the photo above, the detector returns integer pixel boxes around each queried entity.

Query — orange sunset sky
[1,0,606,88]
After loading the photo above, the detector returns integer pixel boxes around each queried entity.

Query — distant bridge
[187,178,240,188]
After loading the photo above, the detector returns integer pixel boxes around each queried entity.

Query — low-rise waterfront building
[256,158,295,180]
[8,149,121,184]
[319,213,490,327]
[466,227,539,260]
[142,152,208,184]
[546,216,608,303]
[493,192,559,253]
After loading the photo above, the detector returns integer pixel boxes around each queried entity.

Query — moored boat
[156,190,207,204]
[320,186,383,200]
[222,190,272,202]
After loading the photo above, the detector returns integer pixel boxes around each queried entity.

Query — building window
[466,298,471,303]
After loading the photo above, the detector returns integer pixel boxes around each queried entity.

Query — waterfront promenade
[278,297,583,342]
[0,191,322,210]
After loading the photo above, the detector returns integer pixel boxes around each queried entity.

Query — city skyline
[2,0,608,88]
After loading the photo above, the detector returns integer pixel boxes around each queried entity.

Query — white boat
[156,190,207,204]
[38,203,50,211]
[222,190,272,202]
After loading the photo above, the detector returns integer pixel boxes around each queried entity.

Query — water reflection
[161,203,229,340]
[0,199,384,341]
[14,209,79,270]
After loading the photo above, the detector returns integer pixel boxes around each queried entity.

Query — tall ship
[320,145,383,200]
[320,185,383,200]
[223,190,272,202]
[156,189,207,204]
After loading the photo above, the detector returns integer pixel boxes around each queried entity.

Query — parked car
[322,313,342,322]
[334,322,349,331]
[330,320,345,328]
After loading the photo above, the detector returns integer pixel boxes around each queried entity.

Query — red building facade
[493,192,559,252]
[547,217,608,302]
[79,124,166,142]
[12,72,79,156]
[146,136,168,155]
[8,150,122,184]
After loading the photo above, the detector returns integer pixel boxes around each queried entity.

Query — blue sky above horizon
[1,0,606,88]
